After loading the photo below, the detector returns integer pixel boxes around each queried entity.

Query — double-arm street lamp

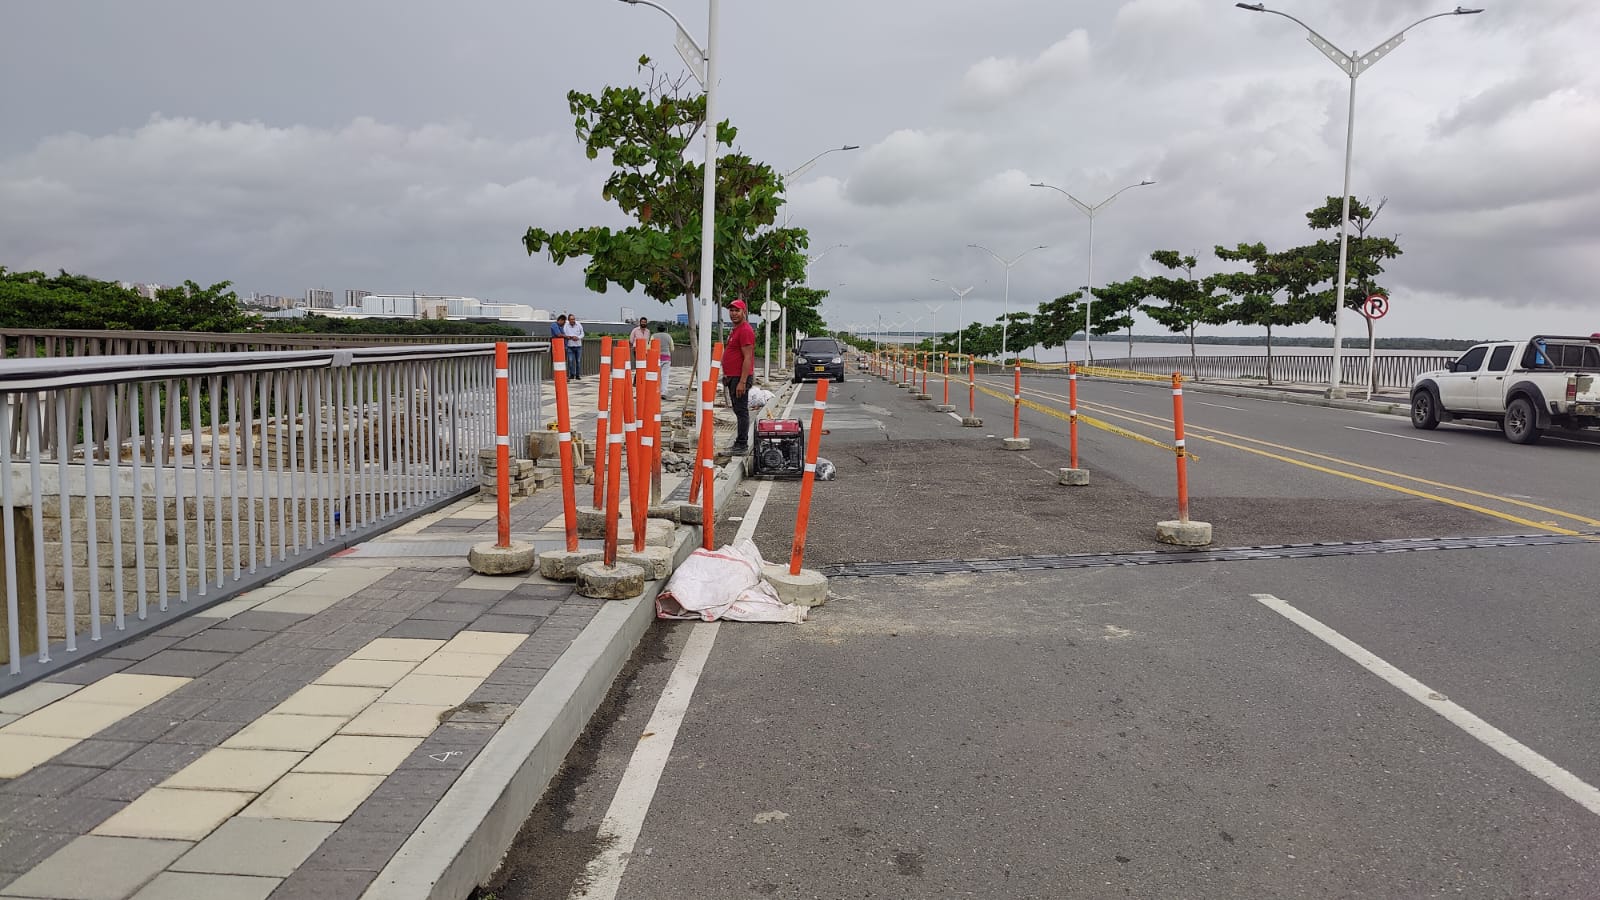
[968,244,1047,359]
[1029,179,1154,363]
[1235,2,1484,396]
[931,278,975,361]
[618,0,719,400]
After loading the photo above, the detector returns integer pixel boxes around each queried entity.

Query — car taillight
[1568,376,1579,401]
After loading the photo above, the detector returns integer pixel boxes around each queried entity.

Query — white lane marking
[948,412,963,421]
[1254,593,1600,818]
[1119,389,1140,395]
[1198,401,1245,411]
[570,623,720,900]
[1344,425,1446,445]
[571,381,805,900]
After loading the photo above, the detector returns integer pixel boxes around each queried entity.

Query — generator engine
[752,418,806,478]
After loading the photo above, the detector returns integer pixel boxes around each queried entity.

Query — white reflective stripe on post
[1070,408,1078,416]
[702,458,715,468]
[1175,439,1186,448]
[496,436,510,446]
[554,362,567,372]
[647,373,658,382]
[1174,388,1183,396]
[495,368,509,379]
[601,356,611,364]
[610,433,624,444]
[804,462,817,472]
[701,403,713,412]
[642,437,655,447]
[598,410,608,420]
[559,432,572,442]
[814,401,828,410]
[1014,394,1021,401]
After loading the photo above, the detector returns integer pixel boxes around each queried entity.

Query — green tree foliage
[1301,196,1402,326]
[522,58,808,361]
[778,286,829,338]
[1211,242,1320,384]
[1085,278,1147,361]
[997,311,1035,361]
[1033,291,1087,364]
[0,268,258,333]
[1137,250,1231,380]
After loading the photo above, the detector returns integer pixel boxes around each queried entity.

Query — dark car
[794,337,845,382]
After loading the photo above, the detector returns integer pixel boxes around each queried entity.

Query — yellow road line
[997,376,1599,535]
[968,379,1186,457]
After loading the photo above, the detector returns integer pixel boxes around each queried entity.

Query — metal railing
[2,342,547,692]
[1090,354,1450,390]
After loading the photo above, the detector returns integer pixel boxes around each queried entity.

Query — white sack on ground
[656,539,808,624]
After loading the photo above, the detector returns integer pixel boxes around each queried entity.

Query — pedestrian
[630,316,651,348]
[550,313,566,342]
[722,299,755,455]
[653,328,675,397]
[564,314,585,380]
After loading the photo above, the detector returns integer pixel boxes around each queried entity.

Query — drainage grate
[819,532,1600,579]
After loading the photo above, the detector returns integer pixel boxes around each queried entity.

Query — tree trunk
[1265,326,1275,385]
[1188,326,1199,382]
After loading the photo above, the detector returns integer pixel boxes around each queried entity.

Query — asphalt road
[481,364,1600,900]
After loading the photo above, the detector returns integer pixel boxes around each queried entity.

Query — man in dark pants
[722,299,755,455]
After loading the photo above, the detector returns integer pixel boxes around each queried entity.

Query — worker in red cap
[723,298,756,455]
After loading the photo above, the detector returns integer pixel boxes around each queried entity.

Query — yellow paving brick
[294,735,423,776]
[348,638,446,662]
[439,630,527,657]
[340,703,451,738]
[69,673,190,707]
[3,701,140,739]
[313,658,417,688]
[380,673,480,708]
[410,651,504,679]
[0,733,78,778]
[163,748,306,792]
[222,714,346,752]
[0,681,82,716]
[239,773,384,822]
[93,788,255,841]
[271,684,383,717]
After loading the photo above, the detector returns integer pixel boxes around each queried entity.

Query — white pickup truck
[1410,335,1600,444]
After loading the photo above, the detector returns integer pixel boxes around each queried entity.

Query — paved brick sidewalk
[0,364,766,900]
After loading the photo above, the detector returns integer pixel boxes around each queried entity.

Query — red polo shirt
[724,320,756,380]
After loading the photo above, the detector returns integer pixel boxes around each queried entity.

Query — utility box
[752,418,806,478]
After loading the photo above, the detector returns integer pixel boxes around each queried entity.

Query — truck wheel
[1503,396,1543,445]
[1411,388,1440,430]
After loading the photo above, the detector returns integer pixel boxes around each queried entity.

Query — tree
[521,58,805,379]
[0,268,257,333]
[1211,243,1319,384]
[1138,251,1230,381]
[1300,196,1403,392]
[777,285,828,338]
[997,311,1035,361]
[1033,291,1086,364]
[1089,277,1147,362]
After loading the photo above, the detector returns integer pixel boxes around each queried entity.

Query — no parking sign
[1362,293,1389,319]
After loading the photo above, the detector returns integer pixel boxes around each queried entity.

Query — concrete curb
[364,447,751,900]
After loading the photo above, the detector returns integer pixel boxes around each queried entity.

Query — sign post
[762,295,780,382]
[1361,293,1389,402]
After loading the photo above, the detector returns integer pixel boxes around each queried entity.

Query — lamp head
[1140,179,1157,186]
[1235,2,1266,9]
[1453,6,1485,13]
[842,144,861,151]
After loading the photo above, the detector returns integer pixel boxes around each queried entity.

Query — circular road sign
[1362,294,1389,319]
[760,300,781,319]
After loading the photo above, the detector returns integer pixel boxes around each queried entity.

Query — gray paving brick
[268,867,377,900]
[408,601,492,623]
[482,665,545,687]
[140,695,217,720]
[395,589,449,606]
[349,588,400,601]
[442,588,514,604]
[128,648,232,677]
[45,656,135,684]
[194,699,278,723]
[206,659,279,683]
[175,628,272,653]
[97,714,179,743]
[53,740,144,769]
[119,741,208,772]
[5,793,126,831]
[302,828,410,871]
[489,596,561,617]
[74,766,169,801]
[381,619,464,640]
[350,610,411,627]
[0,827,76,877]
[508,583,572,601]
[210,610,309,631]
[163,719,245,744]
[101,635,182,661]
[439,702,518,726]
[154,616,216,638]
[466,682,533,705]
[0,764,103,797]
[467,614,543,634]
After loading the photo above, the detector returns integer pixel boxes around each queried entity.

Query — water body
[866,336,1456,361]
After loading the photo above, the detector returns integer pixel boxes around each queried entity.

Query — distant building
[305,288,335,309]
[117,281,166,300]
[345,289,371,307]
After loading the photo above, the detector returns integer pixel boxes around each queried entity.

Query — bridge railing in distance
[0,342,547,693]
[1086,354,1449,391]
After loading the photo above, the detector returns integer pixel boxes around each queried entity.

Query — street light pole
[619,0,720,406]
[1235,2,1484,396]
[932,278,975,363]
[1030,179,1154,362]
[968,244,1047,359]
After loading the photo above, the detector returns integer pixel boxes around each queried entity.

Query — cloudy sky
[4,0,1598,344]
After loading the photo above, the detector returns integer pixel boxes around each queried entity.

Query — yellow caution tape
[1076,365,1171,383]
[969,381,1192,458]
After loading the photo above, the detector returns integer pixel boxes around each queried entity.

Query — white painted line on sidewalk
[1198,401,1245,411]
[570,381,804,900]
[1254,593,1600,818]
[569,621,720,900]
[1344,425,1446,445]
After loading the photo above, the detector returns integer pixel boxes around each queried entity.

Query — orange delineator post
[1172,373,1190,524]
[967,355,976,416]
[942,353,950,406]
[592,336,613,509]
[493,342,511,548]
[1012,358,1023,439]
[1068,363,1080,471]
[921,352,929,395]
[646,340,663,505]
[789,378,829,575]
[689,342,724,504]
[603,344,629,566]
[620,348,647,553]
[552,338,580,552]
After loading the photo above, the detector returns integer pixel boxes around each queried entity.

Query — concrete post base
[576,506,614,539]
[936,404,956,412]
[647,503,680,521]
[619,545,675,580]
[1001,437,1031,451]
[671,502,705,526]
[1057,468,1090,486]
[1325,387,1351,400]
[897,383,912,389]
[1156,519,1213,547]
[914,392,932,400]
[762,563,828,607]
[538,548,603,581]
[467,541,536,576]
[960,417,983,428]
[576,561,646,600]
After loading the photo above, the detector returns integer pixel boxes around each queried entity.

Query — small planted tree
[1212,242,1319,384]
[1034,291,1087,364]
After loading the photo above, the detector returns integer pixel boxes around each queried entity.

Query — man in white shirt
[652,329,674,396]
[629,316,651,348]
[563,315,586,380]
